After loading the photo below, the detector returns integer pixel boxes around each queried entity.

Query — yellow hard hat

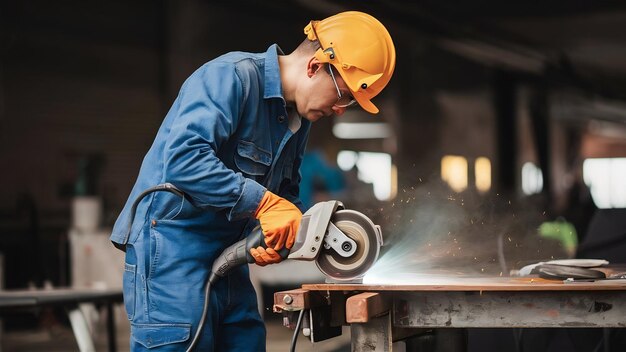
[304,11,396,114]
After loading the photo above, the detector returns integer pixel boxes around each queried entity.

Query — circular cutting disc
[316,210,380,281]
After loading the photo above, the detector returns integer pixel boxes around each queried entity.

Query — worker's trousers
[122,218,266,351]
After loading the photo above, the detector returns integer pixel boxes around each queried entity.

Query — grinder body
[210,200,382,283]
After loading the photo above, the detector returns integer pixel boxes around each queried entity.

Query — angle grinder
[210,200,384,284]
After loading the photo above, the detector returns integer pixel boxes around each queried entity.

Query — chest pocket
[234,140,272,177]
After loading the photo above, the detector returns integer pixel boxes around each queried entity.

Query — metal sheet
[303,276,626,292]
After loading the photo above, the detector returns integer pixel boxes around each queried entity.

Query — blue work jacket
[110,44,311,250]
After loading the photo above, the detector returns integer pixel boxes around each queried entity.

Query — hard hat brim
[353,92,379,114]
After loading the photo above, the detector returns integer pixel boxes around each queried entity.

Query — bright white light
[332,122,392,139]
[337,151,393,200]
[521,162,543,195]
[357,152,392,200]
[337,150,358,171]
[583,158,626,209]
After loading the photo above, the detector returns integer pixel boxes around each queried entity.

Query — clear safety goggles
[326,64,358,108]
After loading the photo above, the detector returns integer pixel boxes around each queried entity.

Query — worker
[109,11,395,351]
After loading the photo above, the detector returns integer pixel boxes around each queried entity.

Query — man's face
[297,63,355,122]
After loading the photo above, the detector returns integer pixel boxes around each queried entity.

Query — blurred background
[1,0,626,351]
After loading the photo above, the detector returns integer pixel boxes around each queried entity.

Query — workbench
[0,288,123,352]
[273,276,626,351]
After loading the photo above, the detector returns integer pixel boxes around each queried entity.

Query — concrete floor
[1,315,351,351]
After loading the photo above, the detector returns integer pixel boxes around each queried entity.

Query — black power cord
[290,309,306,352]
[185,274,218,352]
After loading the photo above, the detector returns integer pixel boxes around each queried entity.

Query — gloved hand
[249,247,281,267]
[250,191,302,265]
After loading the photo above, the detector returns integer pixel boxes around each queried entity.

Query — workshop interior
[1,1,626,351]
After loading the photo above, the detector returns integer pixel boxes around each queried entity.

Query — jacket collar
[263,44,285,101]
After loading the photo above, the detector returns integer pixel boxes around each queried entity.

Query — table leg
[106,302,117,352]
[351,313,393,351]
[68,306,96,352]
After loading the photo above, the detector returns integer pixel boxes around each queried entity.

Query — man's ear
[307,57,324,78]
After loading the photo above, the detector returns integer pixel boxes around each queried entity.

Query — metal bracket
[323,221,357,257]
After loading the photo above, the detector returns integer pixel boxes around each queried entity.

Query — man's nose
[332,105,346,116]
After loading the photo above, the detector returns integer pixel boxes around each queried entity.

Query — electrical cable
[185,274,218,352]
[290,309,306,352]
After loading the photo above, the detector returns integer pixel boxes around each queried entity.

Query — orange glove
[249,247,281,267]
[250,191,301,266]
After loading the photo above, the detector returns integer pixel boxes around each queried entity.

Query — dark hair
[293,38,321,54]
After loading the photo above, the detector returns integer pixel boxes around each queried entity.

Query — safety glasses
[326,64,358,108]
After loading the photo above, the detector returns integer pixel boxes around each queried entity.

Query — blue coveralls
[110,44,311,351]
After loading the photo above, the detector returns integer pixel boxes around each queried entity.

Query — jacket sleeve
[279,120,311,213]
[163,63,266,221]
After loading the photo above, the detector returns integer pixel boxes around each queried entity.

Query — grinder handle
[245,226,290,263]
[210,226,290,280]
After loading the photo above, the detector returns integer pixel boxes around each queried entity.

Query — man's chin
[305,110,331,122]
[304,111,322,122]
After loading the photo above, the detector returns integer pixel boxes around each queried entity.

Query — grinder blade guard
[287,200,383,282]
[316,209,383,282]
